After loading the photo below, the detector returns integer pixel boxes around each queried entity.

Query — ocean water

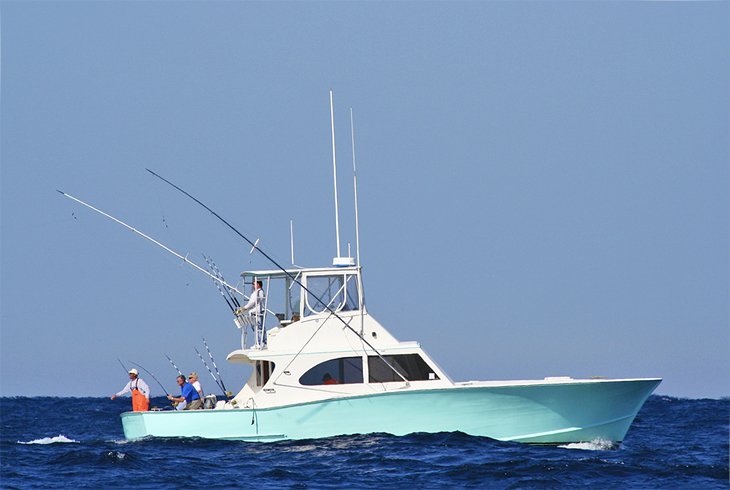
[1,396,727,489]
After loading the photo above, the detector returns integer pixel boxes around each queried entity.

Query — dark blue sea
[1,396,727,489]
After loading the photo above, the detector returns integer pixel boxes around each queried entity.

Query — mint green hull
[121,379,660,443]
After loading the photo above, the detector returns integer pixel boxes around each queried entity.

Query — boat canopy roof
[240,265,359,279]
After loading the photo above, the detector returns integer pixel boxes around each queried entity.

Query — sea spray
[18,435,79,445]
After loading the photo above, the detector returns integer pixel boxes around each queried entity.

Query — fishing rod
[206,255,241,309]
[117,358,130,375]
[194,347,228,397]
[202,337,230,396]
[203,254,236,312]
[164,354,183,376]
[145,169,410,384]
[129,361,170,396]
[56,190,250,301]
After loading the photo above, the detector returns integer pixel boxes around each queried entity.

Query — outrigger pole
[56,190,249,300]
[145,169,410,385]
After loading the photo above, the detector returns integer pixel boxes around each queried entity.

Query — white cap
[128,368,139,375]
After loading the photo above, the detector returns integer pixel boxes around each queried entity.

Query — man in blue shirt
[167,375,203,410]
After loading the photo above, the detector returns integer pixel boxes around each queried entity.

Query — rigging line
[270,312,367,388]
[129,361,170,396]
[150,177,170,230]
[202,337,230,396]
[57,190,248,299]
[194,347,228,398]
[271,313,332,386]
[145,169,410,385]
[164,354,183,376]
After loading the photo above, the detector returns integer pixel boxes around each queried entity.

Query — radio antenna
[350,107,361,268]
[350,107,366,328]
[330,89,342,260]
[290,219,295,266]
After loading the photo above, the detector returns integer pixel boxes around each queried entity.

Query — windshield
[304,274,359,316]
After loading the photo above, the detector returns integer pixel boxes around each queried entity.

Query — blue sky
[1,1,727,398]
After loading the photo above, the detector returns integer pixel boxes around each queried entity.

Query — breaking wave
[18,434,79,445]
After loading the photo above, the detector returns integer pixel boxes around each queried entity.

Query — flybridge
[239,266,363,341]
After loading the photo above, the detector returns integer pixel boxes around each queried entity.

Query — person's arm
[236,292,257,314]
[168,383,191,403]
[111,381,131,400]
[167,386,185,403]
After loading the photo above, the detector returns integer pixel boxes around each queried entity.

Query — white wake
[559,438,616,451]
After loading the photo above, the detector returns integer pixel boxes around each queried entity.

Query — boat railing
[236,313,267,350]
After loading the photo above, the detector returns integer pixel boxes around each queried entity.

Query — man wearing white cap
[111,368,150,412]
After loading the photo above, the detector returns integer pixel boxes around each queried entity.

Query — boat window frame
[302,271,360,317]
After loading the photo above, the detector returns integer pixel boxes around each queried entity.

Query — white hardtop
[240,265,360,278]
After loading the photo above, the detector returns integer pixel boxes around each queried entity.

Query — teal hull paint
[121,379,660,443]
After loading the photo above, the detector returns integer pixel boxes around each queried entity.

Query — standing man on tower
[236,280,265,347]
[111,368,150,412]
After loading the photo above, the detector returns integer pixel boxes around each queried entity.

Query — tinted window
[299,357,364,386]
[368,354,439,383]
[256,361,276,387]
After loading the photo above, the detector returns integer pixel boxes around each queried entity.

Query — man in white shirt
[111,368,150,411]
[236,280,266,347]
[236,280,264,317]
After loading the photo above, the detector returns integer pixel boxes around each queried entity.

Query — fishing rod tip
[56,189,65,195]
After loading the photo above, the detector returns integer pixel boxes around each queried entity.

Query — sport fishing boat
[120,262,660,443]
[63,92,660,444]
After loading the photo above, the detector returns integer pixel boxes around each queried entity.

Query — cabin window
[299,357,363,386]
[287,279,301,320]
[344,276,358,312]
[304,274,359,316]
[256,361,276,387]
[368,354,439,383]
